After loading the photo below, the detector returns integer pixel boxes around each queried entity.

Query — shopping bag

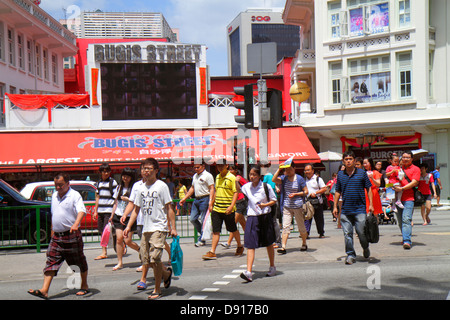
[200,209,212,241]
[100,222,112,247]
[170,236,183,276]
[364,213,379,244]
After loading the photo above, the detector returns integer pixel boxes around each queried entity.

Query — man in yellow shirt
[202,163,244,260]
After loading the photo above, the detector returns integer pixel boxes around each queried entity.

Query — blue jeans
[340,213,368,258]
[395,200,414,245]
[190,196,209,236]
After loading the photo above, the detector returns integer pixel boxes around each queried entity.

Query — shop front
[0,126,320,188]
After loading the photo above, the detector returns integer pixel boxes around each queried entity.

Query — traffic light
[247,146,256,164]
[267,89,283,129]
[234,84,254,129]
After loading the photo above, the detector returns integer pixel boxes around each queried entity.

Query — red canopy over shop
[0,127,319,173]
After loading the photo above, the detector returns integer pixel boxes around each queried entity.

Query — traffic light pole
[258,79,269,164]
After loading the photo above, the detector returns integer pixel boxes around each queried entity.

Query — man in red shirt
[394,151,420,249]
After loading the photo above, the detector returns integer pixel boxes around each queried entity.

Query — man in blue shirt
[333,151,374,265]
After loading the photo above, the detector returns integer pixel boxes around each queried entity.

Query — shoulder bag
[404,171,425,206]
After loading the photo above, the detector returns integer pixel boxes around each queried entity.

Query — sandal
[137,281,147,290]
[164,267,172,289]
[300,244,308,251]
[94,255,107,260]
[112,265,123,271]
[27,289,48,299]
[76,289,90,296]
[148,292,162,300]
[277,248,287,254]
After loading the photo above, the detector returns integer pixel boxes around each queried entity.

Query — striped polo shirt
[336,168,372,215]
[212,171,237,213]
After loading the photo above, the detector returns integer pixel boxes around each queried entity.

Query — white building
[0,0,77,121]
[227,8,300,76]
[283,0,449,202]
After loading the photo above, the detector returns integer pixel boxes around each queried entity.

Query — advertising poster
[349,3,389,36]
[350,72,391,104]
[349,8,364,36]
[368,2,389,34]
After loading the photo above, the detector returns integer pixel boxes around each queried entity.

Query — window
[27,40,33,74]
[397,52,412,99]
[52,54,58,83]
[17,34,24,70]
[349,55,391,104]
[329,1,342,39]
[330,62,343,104]
[35,44,41,77]
[8,28,15,66]
[43,48,49,80]
[0,23,4,62]
[429,51,434,99]
[398,0,411,28]
[347,1,389,37]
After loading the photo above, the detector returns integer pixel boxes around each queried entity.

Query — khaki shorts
[140,231,167,265]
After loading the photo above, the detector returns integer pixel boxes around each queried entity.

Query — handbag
[302,201,315,220]
[100,222,112,248]
[364,213,379,243]
[404,172,425,206]
[200,209,212,241]
[170,236,183,276]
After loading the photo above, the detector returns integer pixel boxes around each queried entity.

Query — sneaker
[266,266,276,277]
[220,242,231,249]
[403,242,411,250]
[202,251,217,260]
[235,246,244,256]
[345,256,356,265]
[195,240,205,247]
[395,200,404,209]
[363,247,370,259]
[240,271,252,282]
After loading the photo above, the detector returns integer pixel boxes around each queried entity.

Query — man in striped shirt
[93,163,118,260]
[202,163,243,260]
[333,151,374,265]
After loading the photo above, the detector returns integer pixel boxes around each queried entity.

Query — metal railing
[0,199,250,253]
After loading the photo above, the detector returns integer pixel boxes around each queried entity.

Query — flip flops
[164,267,172,289]
[137,281,147,290]
[148,292,162,300]
[27,289,48,299]
[76,289,90,296]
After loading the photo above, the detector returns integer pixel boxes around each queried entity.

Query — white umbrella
[318,151,343,161]
[411,149,428,160]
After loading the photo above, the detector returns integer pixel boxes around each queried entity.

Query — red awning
[0,127,319,172]
[4,93,90,122]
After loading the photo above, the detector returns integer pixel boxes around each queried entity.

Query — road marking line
[446,291,450,300]
[223,274,239,279]
[189,295,208,300]
[202,288,220,292]
[213,281,230,285]
[232,269,246,273]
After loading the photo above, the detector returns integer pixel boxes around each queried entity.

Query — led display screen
[100,63,197,120]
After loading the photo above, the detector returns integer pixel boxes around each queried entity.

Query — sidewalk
[1,207,449,283]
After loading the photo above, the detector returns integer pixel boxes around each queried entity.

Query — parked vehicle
[21,181,98,230]
[0,179,51,244]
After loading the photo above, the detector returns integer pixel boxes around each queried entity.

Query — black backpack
[364,213,379,243]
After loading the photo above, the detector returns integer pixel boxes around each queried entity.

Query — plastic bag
[170,236,183,276]
[100,222,112,247]
[200,209,212,241]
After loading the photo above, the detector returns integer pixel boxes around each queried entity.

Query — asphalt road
[1,206,450,304]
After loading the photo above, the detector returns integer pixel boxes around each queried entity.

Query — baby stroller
[379,189,397,225]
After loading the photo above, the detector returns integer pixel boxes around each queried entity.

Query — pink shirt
[386,165,400,184]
